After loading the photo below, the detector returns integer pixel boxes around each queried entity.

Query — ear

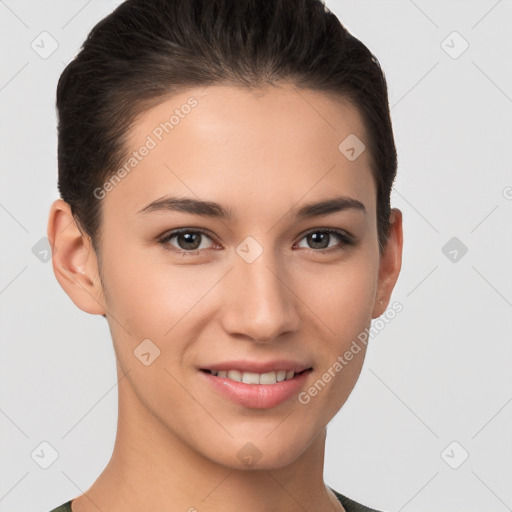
[47,199,107,315]
[372,208,403,318]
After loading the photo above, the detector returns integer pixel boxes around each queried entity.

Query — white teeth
[227,369,242,381]
[209,369,298,384]
[259,372,282,385]
[242,372,261,384]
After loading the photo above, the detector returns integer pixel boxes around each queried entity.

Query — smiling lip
[199,359,312,374]
[199,367,313,409]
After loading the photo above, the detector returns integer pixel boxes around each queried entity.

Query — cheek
[104,257,165,334]
[302,255,378,336]
[100,244,220,347]
[298,258,377,419]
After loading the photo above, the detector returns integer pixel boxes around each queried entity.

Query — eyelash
[157,227,354,256]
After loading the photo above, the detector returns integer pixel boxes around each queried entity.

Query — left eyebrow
[291,195,366,218]
[136,194,366,219]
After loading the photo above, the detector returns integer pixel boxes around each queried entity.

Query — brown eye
[159,229,216,254]
[296,229,353,252]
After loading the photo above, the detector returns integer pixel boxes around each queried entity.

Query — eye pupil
[178,232,201,250]
[308,232,330,249]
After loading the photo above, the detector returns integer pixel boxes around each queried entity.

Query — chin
[199,432,313,471]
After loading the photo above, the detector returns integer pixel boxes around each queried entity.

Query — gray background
[1,0,511,511]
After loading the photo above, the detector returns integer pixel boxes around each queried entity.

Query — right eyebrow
[137,196,236,220]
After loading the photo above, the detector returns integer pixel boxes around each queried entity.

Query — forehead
[103,83,375,223]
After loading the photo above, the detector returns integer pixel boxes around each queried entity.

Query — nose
[220,252,301,343]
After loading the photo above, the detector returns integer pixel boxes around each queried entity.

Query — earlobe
[372,208,403,318]
[47,199,107,316]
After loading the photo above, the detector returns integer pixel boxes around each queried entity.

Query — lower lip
[199,369,312,409]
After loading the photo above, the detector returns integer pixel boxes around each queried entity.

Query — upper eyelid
[161,227,217,242]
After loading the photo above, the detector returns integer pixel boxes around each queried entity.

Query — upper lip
[200,359,313,374]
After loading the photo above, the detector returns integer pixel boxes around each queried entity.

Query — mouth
[199,367,314,409]
[200,368,313,385]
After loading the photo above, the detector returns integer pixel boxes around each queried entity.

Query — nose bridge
[221,245,300,342]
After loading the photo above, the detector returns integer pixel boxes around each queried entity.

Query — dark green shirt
[48,487,385,511]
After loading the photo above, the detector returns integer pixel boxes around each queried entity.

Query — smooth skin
[48,83,403,512]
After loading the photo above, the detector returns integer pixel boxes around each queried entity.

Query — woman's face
[75,84,401,468]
